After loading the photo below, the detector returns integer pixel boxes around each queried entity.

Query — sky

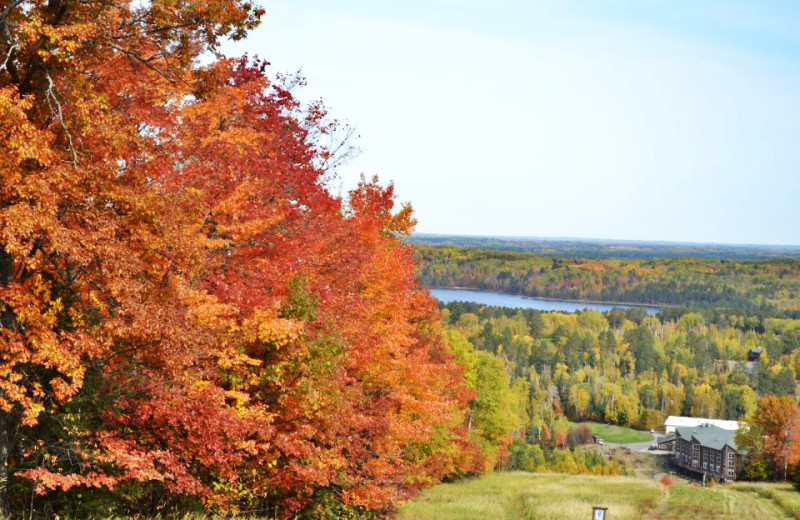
[222,1,800,246]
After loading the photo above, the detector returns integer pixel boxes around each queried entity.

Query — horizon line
[410,232,800,250]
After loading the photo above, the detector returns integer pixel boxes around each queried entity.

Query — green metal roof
[675,423,738,451]
[656,434,675,443]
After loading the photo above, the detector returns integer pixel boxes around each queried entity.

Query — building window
[703,462,708,469]
[693,460,698,468]
[727,470,734,477]
[728,460,735,467]
[728,452,735,459]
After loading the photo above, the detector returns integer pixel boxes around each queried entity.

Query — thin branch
[0,0,23,82]
[0,42,16,71]
[107,42,172,81]
[44,71,78,163]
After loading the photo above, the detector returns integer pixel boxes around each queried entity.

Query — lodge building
[669,423,740,481]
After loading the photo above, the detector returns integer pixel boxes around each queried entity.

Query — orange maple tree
[745,395,800,481]
[0,1,479,517]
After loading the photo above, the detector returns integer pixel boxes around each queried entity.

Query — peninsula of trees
[416,246,800,314]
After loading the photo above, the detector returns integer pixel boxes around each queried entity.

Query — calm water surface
[430,288,660,315]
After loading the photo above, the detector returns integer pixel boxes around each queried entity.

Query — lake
[429,288,661,314]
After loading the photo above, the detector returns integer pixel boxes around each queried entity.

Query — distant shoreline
[410,233,800,250]
[428,286,672,309]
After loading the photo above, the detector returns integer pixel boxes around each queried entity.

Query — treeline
[408,234,800,260]
[416,246,800,313]
[442,301,799,437]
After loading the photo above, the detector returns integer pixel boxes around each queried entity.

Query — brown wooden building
[670,423,740,481]
[656,434,675,451]
[747,346,763,362]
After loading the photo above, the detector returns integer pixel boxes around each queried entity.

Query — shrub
[567,423,593,445]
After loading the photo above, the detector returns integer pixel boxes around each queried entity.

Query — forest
[416,245,800,314]
[438,300,800,480]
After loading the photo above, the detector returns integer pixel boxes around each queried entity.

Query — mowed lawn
[570,421,653,443]
[395,473,797,520]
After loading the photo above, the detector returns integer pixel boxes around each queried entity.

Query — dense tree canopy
[0,1,481,518]
[440,301,800,435]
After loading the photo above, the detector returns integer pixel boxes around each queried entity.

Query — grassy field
[729,482,800,516]
[396,472,662,520]
[570,421,653,443]
[395,472,798,520]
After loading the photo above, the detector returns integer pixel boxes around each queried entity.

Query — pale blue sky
[223,1,800,246]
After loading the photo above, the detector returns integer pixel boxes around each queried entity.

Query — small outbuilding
[656,434,676,451]
[747,347,763,363]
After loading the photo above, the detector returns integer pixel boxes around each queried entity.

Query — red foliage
[567,424,593,445]
[0,4,476,514]
[751,395,800,475]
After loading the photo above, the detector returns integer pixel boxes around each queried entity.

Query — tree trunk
[0,248,14,518]
[0,411,9,520]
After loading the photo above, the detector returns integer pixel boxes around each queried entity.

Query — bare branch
[44,71,78,163]
[0,42,15,71]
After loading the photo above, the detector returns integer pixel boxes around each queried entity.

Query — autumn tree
[0,0,263,516]
[0,1,476,517]
[737,395,800,481]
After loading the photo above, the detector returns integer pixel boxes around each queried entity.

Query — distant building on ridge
[747,346,763,362]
